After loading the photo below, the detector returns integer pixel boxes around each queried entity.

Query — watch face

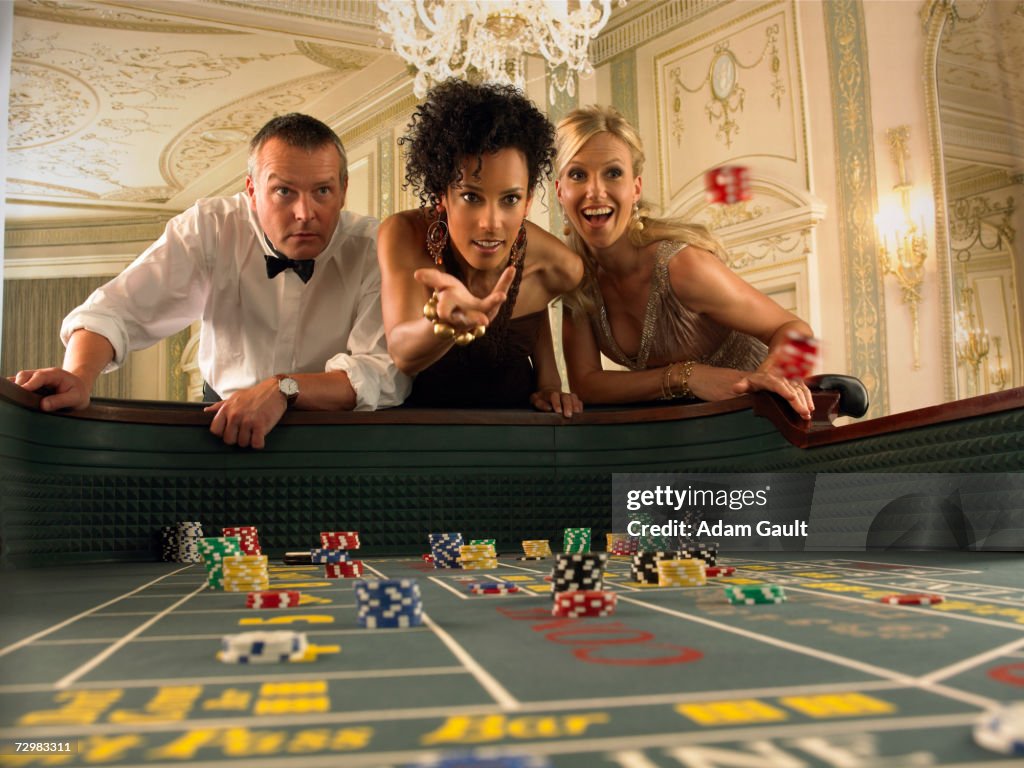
[711,52,737,101]
[279,377,299,397]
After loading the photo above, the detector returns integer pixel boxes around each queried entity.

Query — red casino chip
[246,590,301,608]
[552,589,618,617]
[421,553,434,563]
[705,566,736,577]
[320,531,361,550]
[878,593,945,606]
[325,560,364,578]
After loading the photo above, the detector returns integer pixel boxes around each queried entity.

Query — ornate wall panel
[653,2,806,209]
[824,0,887,418]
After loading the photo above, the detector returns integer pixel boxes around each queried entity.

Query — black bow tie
[262,234,314,283]
[265,254,315,283]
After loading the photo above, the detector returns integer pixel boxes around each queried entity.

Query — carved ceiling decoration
[8,0,382,216]
[161,72,348,190]
[294,41,377,71]
[17,0,236,33]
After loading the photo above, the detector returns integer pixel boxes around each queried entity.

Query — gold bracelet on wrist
[660,360,696,400]
[422,290,485,346]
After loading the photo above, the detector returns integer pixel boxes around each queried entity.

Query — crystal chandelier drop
[377,1,622,103]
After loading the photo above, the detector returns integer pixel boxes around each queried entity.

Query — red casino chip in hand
[775,331,820,380]
[705,165,751,205]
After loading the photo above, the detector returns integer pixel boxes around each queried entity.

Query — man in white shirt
[13,113,410,449]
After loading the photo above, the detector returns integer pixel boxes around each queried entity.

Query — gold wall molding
[5,216,170,250]
[948,168,1019,199]
[923,0,963,402]
[591,0,728,64]
[15,0,235,33]
[205,0,378,26]
[340,91,418,152]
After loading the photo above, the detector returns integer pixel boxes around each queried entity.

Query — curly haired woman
[378,80,583,414]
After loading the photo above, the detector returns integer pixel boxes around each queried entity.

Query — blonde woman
[555,105,815,418]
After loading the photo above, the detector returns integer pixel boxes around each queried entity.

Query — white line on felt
[0,665,466,696]
[0,565,195,659]
[88,604,357,616]
[615,594,999,711]
[422,612,520,711]
[353,561,520,710]
[784,574,1024,609]
[919,634,1024,685]
[428,576,470,599]
[0,679,907,737]
[779,583,1024,633]
[30,627,423,646]
[54,582,208,690]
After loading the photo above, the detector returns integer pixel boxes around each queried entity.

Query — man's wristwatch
[275,374,299,407]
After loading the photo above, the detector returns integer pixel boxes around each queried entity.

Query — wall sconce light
[955,277,990,394]
[876,125,927,369]
[989,336,1009,391]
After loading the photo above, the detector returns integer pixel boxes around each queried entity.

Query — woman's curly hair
[400,79,555,208]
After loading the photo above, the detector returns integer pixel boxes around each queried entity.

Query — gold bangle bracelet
[423,290,484,346]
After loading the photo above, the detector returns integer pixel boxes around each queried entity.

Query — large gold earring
[511,221,528,267]
[560,209,571,237]
[426,215,449,267]
[631,202,645,234]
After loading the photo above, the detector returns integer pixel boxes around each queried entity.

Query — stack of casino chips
[222,526,262,555]
[631,509,672,552]
[159,521,203,562]
[630,551,679,585]
[552,589,618,618]
[458,543,498,570]
[246,590,301,609]
[470,538,496,547]
[606,532,639,556]
[354,578,423,628]
[218,630,307,663]
[467,580,520,595]
[429,532,464,569]
[562,527,592,554]
[551,552,608,599]
[221,555,270,592]
[657,558,707,587]
[318,531,364,578]
[199,536,242,590]
[725,584,786,605]
[520,540,552,559]
[973,701,1024,756]
[680,542,718,566]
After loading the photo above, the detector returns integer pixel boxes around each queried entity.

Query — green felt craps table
[1,551,1023,766]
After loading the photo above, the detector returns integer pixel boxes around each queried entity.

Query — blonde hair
[555,105,728,316]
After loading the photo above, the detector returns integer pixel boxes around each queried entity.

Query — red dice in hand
[705,165,751,205]
[776,331,820,380]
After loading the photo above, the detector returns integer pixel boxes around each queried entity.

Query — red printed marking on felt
[495,607,703,667]
[989,663,1024,687]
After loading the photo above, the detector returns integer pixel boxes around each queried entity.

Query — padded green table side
[1,380,1021,566]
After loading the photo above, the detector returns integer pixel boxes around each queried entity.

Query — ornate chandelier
[377,1,622,103]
